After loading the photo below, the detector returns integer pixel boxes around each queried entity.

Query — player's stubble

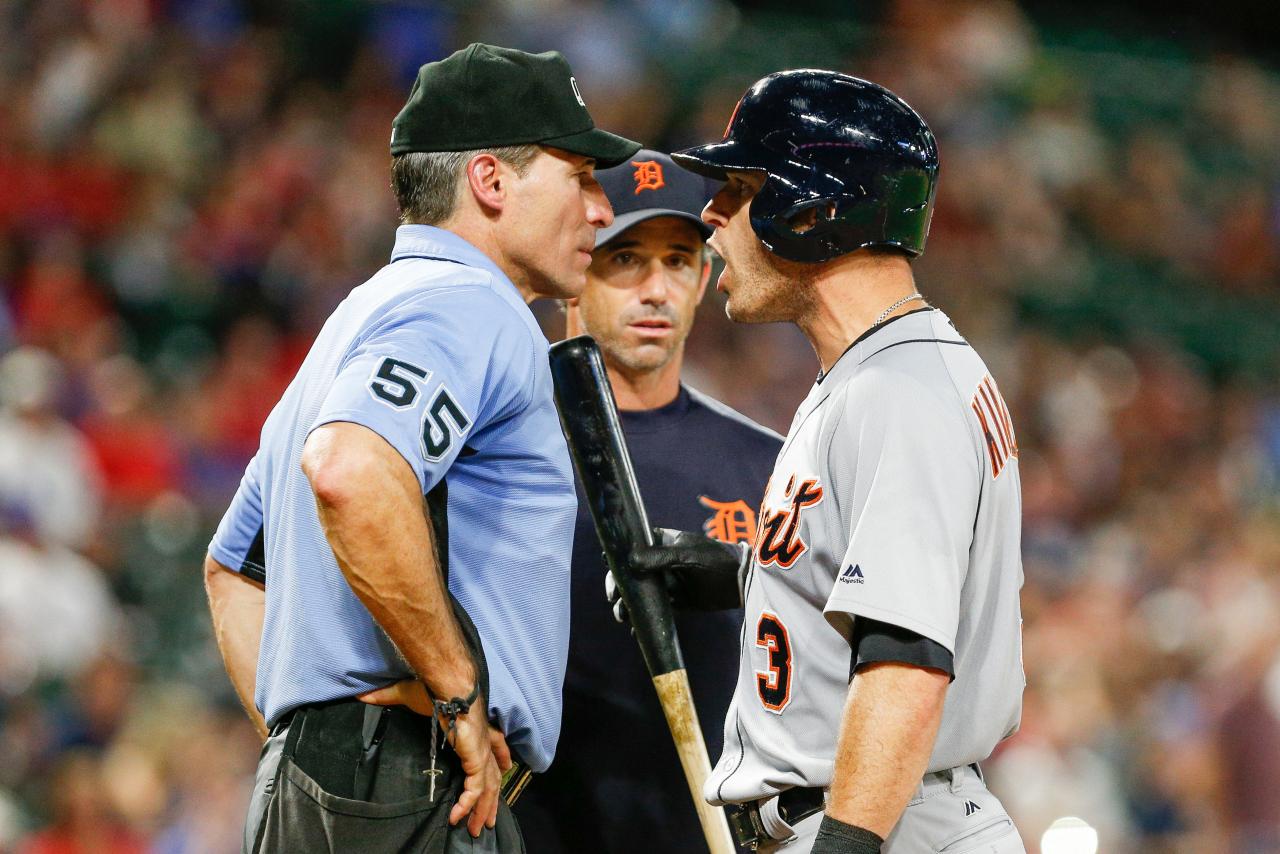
[713,232,816,326]
[706,175,817,326]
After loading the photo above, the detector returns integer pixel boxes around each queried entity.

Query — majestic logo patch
[970,375,1018,479]
[699,496,757,545]
[964,800,982,817]
[631,160,665,194]
[755,475,823,569]
[839,564,865,585]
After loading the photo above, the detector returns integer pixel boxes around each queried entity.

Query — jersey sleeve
[851,618,955,679]
[209,453,267,582]
[310,285,535,494]
[822,367,980,654]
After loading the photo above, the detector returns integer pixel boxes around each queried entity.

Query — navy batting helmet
[672,70,939,264]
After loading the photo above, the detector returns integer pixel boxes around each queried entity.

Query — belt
[268,699,536,806]
[727,786,826,850]
[727,764,983,850]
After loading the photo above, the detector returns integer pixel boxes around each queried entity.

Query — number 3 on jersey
[755,612,793,713]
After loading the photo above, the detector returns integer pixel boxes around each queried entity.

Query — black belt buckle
[777,785,826,826]
[726,802,768,850]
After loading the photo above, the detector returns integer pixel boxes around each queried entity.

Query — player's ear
[464,153,506,214]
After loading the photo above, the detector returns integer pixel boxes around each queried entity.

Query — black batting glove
[810,816,883,854]
[630,528,749,610]
[605,527,750,623]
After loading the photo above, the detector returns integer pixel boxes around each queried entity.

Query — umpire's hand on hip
[359,679,508,836]
[605,527,750,623]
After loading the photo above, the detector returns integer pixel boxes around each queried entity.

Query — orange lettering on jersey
[755,475,823,569]
[971,375,1018,478]
[699,496,758,545]
[631,160,665,194]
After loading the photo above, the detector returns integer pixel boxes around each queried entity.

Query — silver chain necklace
[872,292,924,328]
[819,292,928,383]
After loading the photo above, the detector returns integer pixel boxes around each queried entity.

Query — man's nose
[702,192,730,229]
[586,183,613,229]
[637,262,671,304]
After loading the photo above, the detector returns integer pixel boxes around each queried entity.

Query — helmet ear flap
[745,176,831,263]
[752,188,864,263]
[780,199,840,236]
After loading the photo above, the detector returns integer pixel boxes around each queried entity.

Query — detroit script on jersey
[755,476,823,569]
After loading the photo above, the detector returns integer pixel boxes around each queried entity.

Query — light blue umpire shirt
[209,225,577,772]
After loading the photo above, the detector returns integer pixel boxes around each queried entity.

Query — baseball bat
[549,336,736,854]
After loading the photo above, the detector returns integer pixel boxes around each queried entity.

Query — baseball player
[202,44,640,852]
[639,71,1026,853]
[515,150,782,853]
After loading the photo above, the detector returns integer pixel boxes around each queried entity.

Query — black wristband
[427,679,481,727]
[809,815,883,854]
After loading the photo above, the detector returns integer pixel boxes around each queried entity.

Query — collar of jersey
[390,224,523,303]
[617,385,693,433]
[817,306,937,384]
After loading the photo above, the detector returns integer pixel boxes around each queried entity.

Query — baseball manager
[517,151,781,853]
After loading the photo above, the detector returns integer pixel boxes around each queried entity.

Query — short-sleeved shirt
[209,225,577,772]
[516,386,781,853]
[706,308,1025,805]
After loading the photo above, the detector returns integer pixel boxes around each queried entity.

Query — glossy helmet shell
[673,70,939,263]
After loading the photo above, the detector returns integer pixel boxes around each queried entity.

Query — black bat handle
[549,336,684,677]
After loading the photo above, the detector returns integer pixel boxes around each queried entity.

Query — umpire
[202,45,639,853]
[515,151,782,853]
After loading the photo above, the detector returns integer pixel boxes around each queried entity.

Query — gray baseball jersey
[706,308,1024,806]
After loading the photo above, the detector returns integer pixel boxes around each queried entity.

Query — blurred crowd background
[1,0,1278,851]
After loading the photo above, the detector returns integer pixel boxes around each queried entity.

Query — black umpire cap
[391,43,640,168]
[592,149,716,248]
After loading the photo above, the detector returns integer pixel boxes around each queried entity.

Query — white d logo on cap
[570,77,585,107]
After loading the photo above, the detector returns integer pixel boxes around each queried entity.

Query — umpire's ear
[463,152,511,214]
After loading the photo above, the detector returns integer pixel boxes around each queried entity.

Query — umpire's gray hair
[391,145,541,226]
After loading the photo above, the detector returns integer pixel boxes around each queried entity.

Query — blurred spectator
[79,355,183,511]
[1216,639,1280,852]
[0,531,119,695]
[10,234,116,368]
[16,750,147,854]
[0,0,1278,851]
[0,347,102,550]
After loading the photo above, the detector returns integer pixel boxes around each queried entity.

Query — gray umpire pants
[242,701,524,854]
[756,765,1025,853]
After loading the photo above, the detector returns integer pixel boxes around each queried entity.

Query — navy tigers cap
[593,149,716,248]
